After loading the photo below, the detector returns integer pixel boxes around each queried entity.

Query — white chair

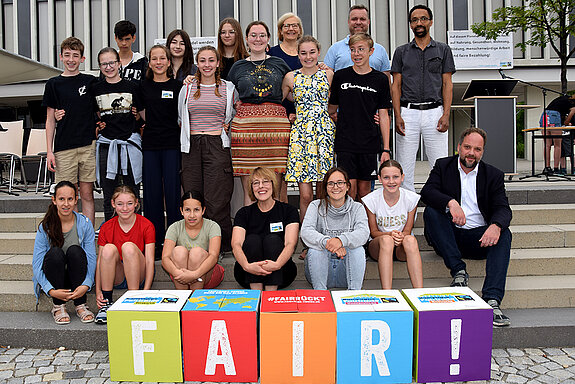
[0,120,28,194]
[23,128,49,193]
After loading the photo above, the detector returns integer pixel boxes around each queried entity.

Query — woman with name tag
[231,167,299,290]
[178,45,237,253]
[139,44,183,258]
[33,181,96,325]
[162,190,224,290]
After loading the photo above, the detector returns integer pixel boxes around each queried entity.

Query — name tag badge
[270,222,284,233]
[162,90,173,99]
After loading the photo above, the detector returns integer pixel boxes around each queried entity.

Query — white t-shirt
[362,187,420,233]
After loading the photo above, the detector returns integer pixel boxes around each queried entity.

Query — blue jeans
[304,247,366,290]
[423,206,512,303]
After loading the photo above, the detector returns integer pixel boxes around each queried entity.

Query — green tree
[471,0,575,93]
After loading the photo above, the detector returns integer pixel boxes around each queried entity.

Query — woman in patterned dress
[282,35,335,222]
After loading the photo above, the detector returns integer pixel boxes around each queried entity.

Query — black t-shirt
[221,56,237,80]
[121,53,148,84]
[227,57,290,104]
[92,79,141,141]
[139,78,182,151]
[42,73,97,152]
[234,201,299,241]
[329,67,392,153]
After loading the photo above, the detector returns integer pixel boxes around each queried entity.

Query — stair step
[2,274,574,312]
[0,213,105,232]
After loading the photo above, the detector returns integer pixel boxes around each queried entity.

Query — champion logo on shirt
[341,83,376,93]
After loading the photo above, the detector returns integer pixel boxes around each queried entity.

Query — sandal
[75,303,95,323]
[51,304,70,325]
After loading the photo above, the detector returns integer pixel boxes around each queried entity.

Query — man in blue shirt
[324,4,390,74]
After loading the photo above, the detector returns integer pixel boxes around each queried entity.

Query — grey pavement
[1,346,574,383]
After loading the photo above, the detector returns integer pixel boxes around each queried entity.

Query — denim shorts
[540,110,562,127]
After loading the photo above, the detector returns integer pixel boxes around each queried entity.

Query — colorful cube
[181,289,260,382]
[107,290,191,382]
[402,287,493,383]
[331,290,414,383]
[260,290,337,384]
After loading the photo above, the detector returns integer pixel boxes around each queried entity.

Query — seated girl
[95,185,155,324]
[362,160,423,289]
[32,181,96,324]
[231,167,299,291]
[162,191,225,290]
[301,167,369,290]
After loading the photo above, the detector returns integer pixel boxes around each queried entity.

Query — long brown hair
[40,181,78,248]
[319,167,351,214]
[193,46,222,99]
[166,29,194,79]
[217,18,248,69]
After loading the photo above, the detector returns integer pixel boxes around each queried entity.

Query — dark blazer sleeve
[479,163,512,229]
[420,156,459,210]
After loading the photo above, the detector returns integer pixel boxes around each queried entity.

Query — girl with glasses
[301,168,369,290]
[217,18,248,80]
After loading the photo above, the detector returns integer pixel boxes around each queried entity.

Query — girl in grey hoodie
[301,167,370,290]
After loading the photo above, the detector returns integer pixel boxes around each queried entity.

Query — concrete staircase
[0,186,575,349]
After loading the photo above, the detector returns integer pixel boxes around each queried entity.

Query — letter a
[360,320,391,377]
[205,320,236,376]
[131,320,157,375]
[293,321,304,376]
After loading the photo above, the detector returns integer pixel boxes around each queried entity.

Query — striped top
[187,82,228,134]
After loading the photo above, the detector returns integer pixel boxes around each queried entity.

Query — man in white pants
[391,4,456,191]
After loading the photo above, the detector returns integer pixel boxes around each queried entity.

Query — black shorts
[336,152,378,181]
[561,131,574,157]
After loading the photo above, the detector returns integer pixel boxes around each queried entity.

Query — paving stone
[529,364,549,374]
[37,366,54,374]
[501,365,518,374]
[542,361,563,370]
[52,357,73,365]
[78,364,97,370]
[15,362,32,369]
[517,368,538,379]
[5,348,25,355]
[43,371,64,381]
[14,368,36,377]
[72,357,88,365]
[96,363,109,370]
[22,350,40,356]
[38,350,56,356]
[531,354,550,363]
[92,352,108,358]
[505,374,528,383]
[0,362,16,371]
[70,380,88,384]
[0,355,16,363]
[32,359,50,367]
[24,375,42,383]
[535,374,561,383]
[563,348,575,355]
[569,365,575,373]
[56,350,74,357]
[508,348,526,356]
[0,370,14,379]
[525,348,545,356]
[548,354,575,366]
[32,354,52,361]
[510,356,534,365]
[56,365,77,373]
[543,348,566,356]
[561,380,575,384]
[495,357,511,366]
[86,357,107,364]
[547,368,574,379]
[74,351,93,358]
[63,370,86,379]
[86,379,106,384]
[84,369,103,378]
[14,355,34,363]
[6,378,24,384]
[492,349,509,358]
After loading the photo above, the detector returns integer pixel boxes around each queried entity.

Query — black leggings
[42,245,88,305]
[234,233,297,288]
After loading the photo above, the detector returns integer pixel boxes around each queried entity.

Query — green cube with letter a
[107,290,191,382]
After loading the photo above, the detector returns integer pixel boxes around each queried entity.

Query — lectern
[463,79,518,174]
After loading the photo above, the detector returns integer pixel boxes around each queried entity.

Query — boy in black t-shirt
[114,20,148,84]
[328,32,392,201]
[42,37,96,225]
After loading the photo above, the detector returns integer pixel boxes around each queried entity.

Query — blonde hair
[348,32,374,49]
[247,168,279,201]
[277,13,303,41]
[111,185,139,208]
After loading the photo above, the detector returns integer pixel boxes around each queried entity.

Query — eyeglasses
[326,181,347,188]
[350,47,368,53]
[410,16,431,24]
[282,23,300,30]
[252,179,271,188]
[249,33,268,40]
[99,61,118,68]
[220,30,236,35]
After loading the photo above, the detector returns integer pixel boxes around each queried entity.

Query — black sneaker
[487,299,511,327]
[543,166,553,175]
[450,270,469,287]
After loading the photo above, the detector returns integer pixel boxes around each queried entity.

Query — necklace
[248,55,267,68]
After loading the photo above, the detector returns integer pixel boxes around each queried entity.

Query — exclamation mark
[450,318,462,376]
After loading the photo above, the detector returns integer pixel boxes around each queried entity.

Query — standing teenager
[166,29,197,81]
[93,47,143,222]
[217,18,248,80]
[33,181,96,324]
[139,44,183,257]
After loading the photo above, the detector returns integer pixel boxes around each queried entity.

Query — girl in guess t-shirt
[94,185,155,324]
[362,160,423,289]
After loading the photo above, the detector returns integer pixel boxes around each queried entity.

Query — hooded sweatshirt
[301,196,369,250]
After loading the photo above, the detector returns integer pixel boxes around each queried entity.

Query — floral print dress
[285,69,335,182]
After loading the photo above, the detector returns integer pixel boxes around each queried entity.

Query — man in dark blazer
[421,127,512,326]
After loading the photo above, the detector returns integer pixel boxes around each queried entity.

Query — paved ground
[0,346,574,383]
